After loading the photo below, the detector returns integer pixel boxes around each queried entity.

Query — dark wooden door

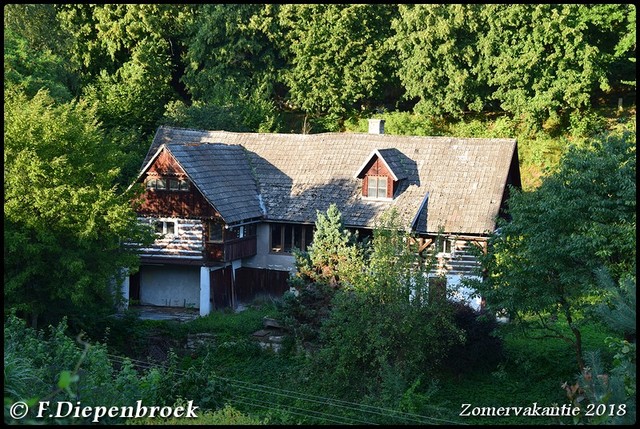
[210,267,233,309]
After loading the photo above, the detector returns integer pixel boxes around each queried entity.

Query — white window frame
[364,175,391,200]
[154,218,178,237]
[434,237,454,256]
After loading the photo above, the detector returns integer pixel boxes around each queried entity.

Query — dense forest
[4,4,636,425]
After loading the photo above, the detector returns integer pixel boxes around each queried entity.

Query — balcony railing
[205,236,257,262]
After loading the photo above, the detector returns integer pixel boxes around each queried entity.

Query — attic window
[367,176,388,199]
[146,177,189,191]
[355,149,407,201]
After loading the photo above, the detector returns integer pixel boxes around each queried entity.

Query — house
[120,119,521,315]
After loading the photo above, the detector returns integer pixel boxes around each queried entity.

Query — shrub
[444,302,504,376]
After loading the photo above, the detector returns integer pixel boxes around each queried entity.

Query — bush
[444,302,504,376]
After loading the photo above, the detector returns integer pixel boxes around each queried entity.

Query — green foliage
[281,205,364,346]
[3,313,242,424]
[564,351,635,424]
[296,204,365,287]
[471,130,636,370]
[393,4,489,118]
[4,314,119,424]
[4,89,154,330]
[3,28,77,103]
[181,4,282,132]
[444,303,504,376]
[278,4,401,117]
[128,402,264,425]
[161,98,281,133]
[282,209,462,404]
[81,51,173,135]
[392,4,635,128]
[595,269,636,339]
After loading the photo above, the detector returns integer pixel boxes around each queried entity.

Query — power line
[105,353,466,425]
[230,394,378,425]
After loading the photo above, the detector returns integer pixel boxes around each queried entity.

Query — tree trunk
[561,299,584,372]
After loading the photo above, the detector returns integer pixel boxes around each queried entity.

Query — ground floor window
[270,223,314,253]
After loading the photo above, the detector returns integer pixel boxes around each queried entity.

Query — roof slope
[165,143,263,224]
[144,126,519,235]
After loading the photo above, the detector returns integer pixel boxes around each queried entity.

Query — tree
[4,89,153,330]
[56,4,193,133]
[293,204,365,287]
[281,204,364,346]
[562,269,636,424]
[278,4,401,124]
[313,210,461,400]
[392,4,489,118]
[470,130,636,371]
[180,4,282,132]
[4,5,79,103]
[392,4,636,128]
[282,207,462,401]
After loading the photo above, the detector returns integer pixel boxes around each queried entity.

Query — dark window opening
[270,224,314,254]
[145,176,190,191]
[154,220,176,236]
[208,222,224,242]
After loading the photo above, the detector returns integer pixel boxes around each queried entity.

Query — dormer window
[355,148,408,200]
[367,176,389,199]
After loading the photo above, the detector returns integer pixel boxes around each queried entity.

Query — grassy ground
[108,301,617,425]
[435,320,616,425]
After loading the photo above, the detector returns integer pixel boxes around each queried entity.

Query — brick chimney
[368,118,385,134]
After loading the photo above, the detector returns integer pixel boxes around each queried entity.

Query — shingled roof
[166,143,264,224]
[142,126,520,235]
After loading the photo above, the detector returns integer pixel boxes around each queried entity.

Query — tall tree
[4,5,79,102]
[312,210,460,400]
[471,130,636,371]
[178,4,282,132]
[56,4,193,134]
[4,89,153,330]
[393,4,636,127]
[392,4,489,118]
[479,4,615,125]
[278,4,401,124]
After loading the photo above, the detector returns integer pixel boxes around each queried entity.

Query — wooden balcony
[205,236,257,262]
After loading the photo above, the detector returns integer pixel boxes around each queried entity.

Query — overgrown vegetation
[4,3,635,425]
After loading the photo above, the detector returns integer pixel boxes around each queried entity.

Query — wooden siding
[135,150,221,219]
[235,267,290,304]
[210,267,234,309]
[205,236,258,262]
[362,156,394,198]
[432,240,483,276]
[137,217,204,260]
[411,236,484,276]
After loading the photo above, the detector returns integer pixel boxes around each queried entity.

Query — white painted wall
[139,265,200,308]
[442,274,482,311]
[199,266,211,316]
